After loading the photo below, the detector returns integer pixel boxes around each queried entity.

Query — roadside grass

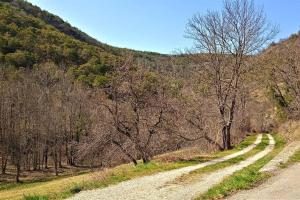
[0,147,215,193]
[196,133,285,200]
[279,147,300,168]
[23,195,49,200]
[288,149,300,163]
[155,135,257,164]
[173,134,268,184]
[0,170,90,192]
[0,161,200,200]
[0,134,257,200]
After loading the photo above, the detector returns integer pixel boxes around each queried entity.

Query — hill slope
[5,0,110,48]
[4,0,166,57]
[0,0,170,86]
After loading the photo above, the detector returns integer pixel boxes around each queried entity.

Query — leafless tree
[185,0,277,149]
[100,58,173,164]
[0,64,96,181]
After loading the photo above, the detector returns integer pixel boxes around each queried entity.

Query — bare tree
[100,59,172,164]
[0,64,96,181]
[185,0,277,149]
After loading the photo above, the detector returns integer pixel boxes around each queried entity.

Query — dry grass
[278,120,300,142]
[0,165,91,184]
[154,147,213,163]
[0,173,89,200]
[0,136,256,200]
[0,149,210,200]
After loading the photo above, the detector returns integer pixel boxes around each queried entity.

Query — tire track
[69,134,263,200]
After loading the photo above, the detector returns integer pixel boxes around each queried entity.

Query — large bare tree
[100,58,173,164]
[185,0,277,149]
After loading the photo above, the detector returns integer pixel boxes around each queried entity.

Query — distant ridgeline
[0,0,168,86]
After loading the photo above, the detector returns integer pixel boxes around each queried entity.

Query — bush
[23,195,49,200]
[5,51,34,68]
[93,75,109,87]
[69,185,82,194]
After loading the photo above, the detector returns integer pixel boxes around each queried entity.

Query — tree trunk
[138,147,151,164]
[44,147,48,169]
[33,150,38,171]
[222,125,227,150]
[53,150,58,176]
[226,125,232,150]
[16,162,21,183]
[225,96,236,150]
[1,155,7,174]
[58,147,62,168]
[222,125,232,150]
[112,140,138,165]
[67,145,76,166]
[38,150,41,170]
[142,155,150,164]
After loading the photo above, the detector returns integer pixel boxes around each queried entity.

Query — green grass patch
[197,134,285,200]
[279,148,300,169]
[23,195,49,200]
[69,185,82,194]
[287,149,300,163]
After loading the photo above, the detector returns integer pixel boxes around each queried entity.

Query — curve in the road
[160,134,275,200]
[68,134,263,200]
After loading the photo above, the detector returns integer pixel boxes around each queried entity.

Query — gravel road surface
[68,134,268,200]
[228,162,300,200]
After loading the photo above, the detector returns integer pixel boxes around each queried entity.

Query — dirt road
[68,134,276,200]
[227,163,300,200]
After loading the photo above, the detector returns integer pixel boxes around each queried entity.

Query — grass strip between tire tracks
[173,134,268,184]
[196,133,285,200]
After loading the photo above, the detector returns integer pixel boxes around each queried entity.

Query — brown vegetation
[1,0,295,185]
[185,0,277,149]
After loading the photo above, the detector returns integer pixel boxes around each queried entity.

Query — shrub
[69,185,82,194]
[5,51,34,67]
[23,195,49,200]
[93,75,109,87]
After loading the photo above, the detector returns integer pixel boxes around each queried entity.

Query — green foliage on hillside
[0,0,173,86]
[2,0,109,49]
[0,1,124,86]
[2,0,167,58]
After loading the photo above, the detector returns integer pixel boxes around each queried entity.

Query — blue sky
[27,0,300,54]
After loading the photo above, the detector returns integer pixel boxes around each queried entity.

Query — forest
[1,0,300,186]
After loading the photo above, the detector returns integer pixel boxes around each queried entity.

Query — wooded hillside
[1,0,299,184]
